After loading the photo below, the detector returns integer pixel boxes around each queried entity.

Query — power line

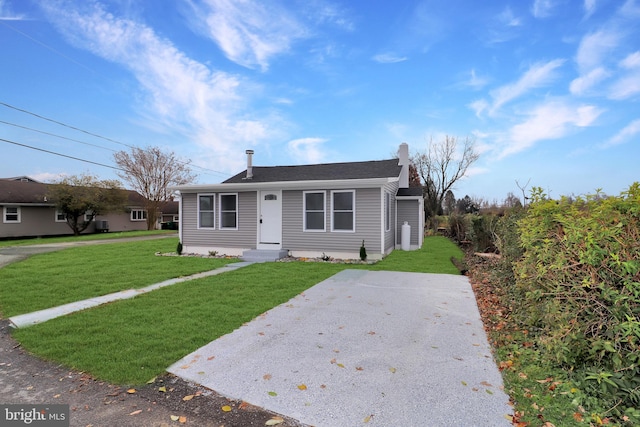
[0,101,230,178]
[0,120,117,152]
[0,137,123,171]
[1,101,132,148]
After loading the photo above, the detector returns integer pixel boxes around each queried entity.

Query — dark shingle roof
[223,159,402,184]
[0,179,147,207]
[0,179,50,204]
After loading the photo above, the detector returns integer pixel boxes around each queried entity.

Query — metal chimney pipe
[245,149,254,179]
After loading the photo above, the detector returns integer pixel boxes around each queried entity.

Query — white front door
[258,190,282,248]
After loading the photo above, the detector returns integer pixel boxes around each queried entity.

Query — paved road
[170,269,513,427]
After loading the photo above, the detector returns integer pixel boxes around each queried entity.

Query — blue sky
[1,0,638,203]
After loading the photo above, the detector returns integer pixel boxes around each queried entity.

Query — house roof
[397,187,423,197]
[0,179,148,208]
[0,179,50,204]
[223,159,402,184]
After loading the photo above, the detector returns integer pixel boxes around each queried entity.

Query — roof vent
[245,149,254,180]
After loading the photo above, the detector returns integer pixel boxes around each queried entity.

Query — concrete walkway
[169,269,513,427]
[8,261,252,328]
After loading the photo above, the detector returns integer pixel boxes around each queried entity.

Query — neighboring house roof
[224,159,402,183]
[0,179,50,204]
[0,179,150,208]
[159,200,179,215]
[1,176,42,183]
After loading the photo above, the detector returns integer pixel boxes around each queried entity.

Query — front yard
[2,236,463,385]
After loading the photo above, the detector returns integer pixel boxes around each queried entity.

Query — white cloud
[575,29,621,72]
[187,0,308,71]
[0,0,25,20]
[372,53,408,64]
[464,69,489,90]
[468,99,489,118]
[583,0,597,18]
[603,118,640,147]
[498,7,522,27]
[287,137,328,164]
[532,0,556,18]
[620,51,640,69]
[40,1,279,174]
[488,59,565,114]
[569,67,610,95]
[500,100,602,158]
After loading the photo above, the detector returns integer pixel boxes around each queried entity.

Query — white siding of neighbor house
[181,191,257,248]
[397,199,421,246]
[383,181,399,254]
[282,188,383,255]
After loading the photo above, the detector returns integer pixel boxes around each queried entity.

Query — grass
[0,238,236,317]
[0,230,176,248]
[7,236,463,385]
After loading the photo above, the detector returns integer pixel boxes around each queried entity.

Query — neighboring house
[0,178,171,239]
[172,143,424,260]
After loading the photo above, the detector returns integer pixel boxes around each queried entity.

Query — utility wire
[1,101,132,148]
[0,137,123,171]
[0,120,117,152]
[0,101,229,178]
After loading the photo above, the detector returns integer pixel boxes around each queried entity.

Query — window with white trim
[304,191,325,231]
[385,192,391,232]
[3,206,21,223]
[219,193,238,229]
[198,194,215,228]
[332,190,355,231]
[55,209,67,223]
[131,209,147,221]
[85,211,94,222]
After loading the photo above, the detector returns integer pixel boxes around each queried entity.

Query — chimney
[398,143,409,188]
[245,149,254,179]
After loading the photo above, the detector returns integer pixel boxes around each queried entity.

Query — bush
[176,241,183,255]
[511,184,640,420]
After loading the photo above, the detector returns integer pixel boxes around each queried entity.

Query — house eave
[171,177,399,193]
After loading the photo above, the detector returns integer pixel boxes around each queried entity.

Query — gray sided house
[172,143,424,260]
[0,178,153,239]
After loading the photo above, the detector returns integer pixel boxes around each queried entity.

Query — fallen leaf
[320,384,326,389]
[129,410,142,416]
[337,363,345,368]
[207,356,215,361]
[265,416,284,425]
[239,401,249,410]
[330,358,337,364]
[53,394,61,398]
[182,395,194,401]
[179,416,187,423]
[518,372,528,379]
[485,389,494,395]
[297,384,307,390]
[127,389,136,394]
[364,414,374,423]
[221,405,232,412]
[356,366,364,371]
[368,331,376,335]
[170,415,180,421]
[268,391,277,396]
[573,412,584,422]
[263,374,272,380]
[389,367,397,373]
[146,377,157,384]
[481,381,493,387]
[158,386,167,393]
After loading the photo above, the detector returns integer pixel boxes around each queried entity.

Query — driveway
[169,269,512,427]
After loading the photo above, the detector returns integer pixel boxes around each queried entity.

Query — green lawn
[7,236,463,385]
[0,238,236,317]
[0,230,176,248]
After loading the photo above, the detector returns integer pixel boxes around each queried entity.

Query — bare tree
[411,135,480,223]
[515,178,531,207]
[48,174,127,235]
[114,147,196,230]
